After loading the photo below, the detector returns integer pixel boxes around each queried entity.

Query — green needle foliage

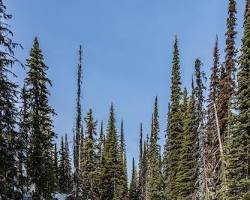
[25,38,56,199]
[224,1,250,199]
[129,158,139,200]
[164,37,183,200]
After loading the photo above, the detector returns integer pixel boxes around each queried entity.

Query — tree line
[0,0,249,199]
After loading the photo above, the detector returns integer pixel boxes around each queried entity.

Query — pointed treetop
[170,36,182,106]
[100,120,104,139]
[120,119,126,153]
[139,123,143,161]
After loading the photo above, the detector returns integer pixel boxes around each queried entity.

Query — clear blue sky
[9,0,245,170]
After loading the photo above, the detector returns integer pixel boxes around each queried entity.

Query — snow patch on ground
[53,192,71,200]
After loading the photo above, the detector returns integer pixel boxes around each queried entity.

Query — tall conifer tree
[0,0,21,198]
[25,38,56,199]
[194,59,206,200]
[218,0,237,144]
[147,97,164,200]
[100,104,120,200]
[129,158,139,200]
[164,37,183,200]
[205,37,222,199]
[117,120,128,199]
[17,85,30,197]
[80,109,98,199]
[224,1,250,199]
[74,45,83,199]
[175,88,197,199]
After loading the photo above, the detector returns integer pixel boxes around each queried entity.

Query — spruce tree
[164,37,183,200]
[58,135,72,194]
[74,45,83,199]
[205,37,222,199]
[194,59,206,200]
[64,134,73,193]
[162,103,170,200]
[17,85,30,197]
[129,158,139,200]
[58,136,66,193]
[138,123,148,200]
[175,88,197,200]
[116,120,128,199]
[138,123,145,199]
[97,120,104,165]
[217,0,237,144]
[0,0,21,198]
[100,104,120,200]
[80,109,98,199]
[54,143,59,190]
[140,141,148,200]
[147,97,164,200]
[25,37,56,199]
[224,1,250,199]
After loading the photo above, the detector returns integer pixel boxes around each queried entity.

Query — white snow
[53,192,71,200]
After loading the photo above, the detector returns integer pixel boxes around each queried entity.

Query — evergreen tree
[138,123,145,199]
[0,0,21,198]
[116,120,128,199]
[17,85,30,197]
[64,134,73,193]
[217,0,237,144]
[224,1,250,199]
[164,37,183,200]
[175,88,196,200]
[162,103,170,200]
[194,59,206,200]
[58,136,66,193]
[25,37,56,199]
[205,37,222,199]
[80,109,98,199]
[129,158,139,200]
[140,141,148,200]
[97,120,104,165]
[100,104,120,200]
[74,45,83,199]
[147,97,164,200]
[189,79,199,198]
[54,143,59,190]
[58,135,72,194]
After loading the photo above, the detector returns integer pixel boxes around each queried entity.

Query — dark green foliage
[147,97,164,200]
[224,1,250,199]
[129,158,139,200]
[194,58,206,200]
[0,1,249,199]
[73,45,83,199]
[218,0,237,143]
[80,109,99,199]
[175,88,197,200]
[164,37,183,200]
[205,37,222,199]
[138,123,146,200]
[100,104,123,200]
[97,120,104,165]
[162,103,170,199]
[116,120,129,200]
[54,143,59,190]
[138,123,148,200]
[25,37,56,199]
[17,85,30,197]
[58,134,72,194]
[0,0,21,198]
[58,137,66,192]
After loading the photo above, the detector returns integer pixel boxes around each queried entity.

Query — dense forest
[0,0,249,200]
